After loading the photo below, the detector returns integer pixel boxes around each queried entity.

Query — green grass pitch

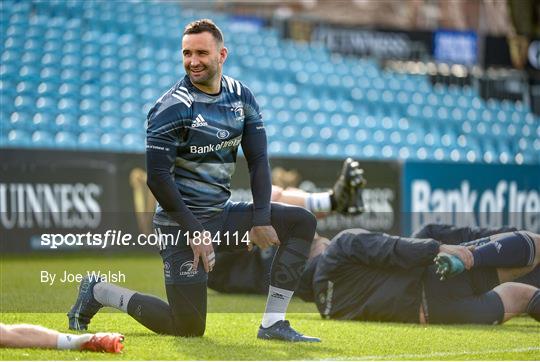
[1,254,539,360]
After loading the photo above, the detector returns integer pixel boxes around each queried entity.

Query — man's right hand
[438,244,474,269]
[189,231,215,273]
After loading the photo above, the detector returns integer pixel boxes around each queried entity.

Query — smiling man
[67,19,320,342]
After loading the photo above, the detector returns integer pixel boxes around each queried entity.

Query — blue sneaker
[434,253,465,280]
[67,275,103,330]
[257,320,321,342]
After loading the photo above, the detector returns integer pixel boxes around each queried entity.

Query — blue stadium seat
[275,110,292,124]
[506,123,518,137]
[18,64,41,80]
[268,140,286,155]
[79,98,100,114]
[78,115,100,132]
[100,115,120,131]
[342,144,360,158]
[100,133,123,150]
[336,128,351,143]
[381,145,397,159]
[54,113,77,131]
[100,99,121,115]
[121,102,141,118]
[57,81,78,98]
[32,112,57,131]
[78,132,101,149]
[35,96,57,113]
[8,111,32,131]
[122,133,145,152]
[432,147,449,161]
[31,130,55,147]
[325,143,341,157]
[448,149,463,162]
[6,129,31,147]
[0,0,535,161]
[301,142,321,156]
[287,141,305,156]
[13,94,35,112]
[281,124,299,140]
[415,147,429,161]
[55,131,78,149]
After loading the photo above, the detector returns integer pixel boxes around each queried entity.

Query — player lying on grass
[68,18,339,342]
[302,224,539,325]
[209,158,366,294]
[0,323,123,353]
[209,180,540,324]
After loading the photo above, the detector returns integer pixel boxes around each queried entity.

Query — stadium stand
[1,0,539,164]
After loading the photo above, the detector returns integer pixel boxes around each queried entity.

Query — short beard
[187,64,218,87]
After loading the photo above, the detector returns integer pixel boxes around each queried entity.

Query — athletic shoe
[67,275,103,330]
[331,158,367,215]
[257,320,321,342]
[434,253,465,280]
[81,333,124,353]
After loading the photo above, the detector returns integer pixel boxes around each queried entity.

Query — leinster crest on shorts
[179,261,198,278]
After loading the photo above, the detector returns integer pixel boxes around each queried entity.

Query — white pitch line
[334,346,540,360]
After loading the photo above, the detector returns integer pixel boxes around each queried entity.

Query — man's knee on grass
[172,316,206,337]
[166,283,207,337]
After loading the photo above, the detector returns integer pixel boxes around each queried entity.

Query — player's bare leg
[270,158,367,216]
[492,283,539,322]
[0,323,123,353]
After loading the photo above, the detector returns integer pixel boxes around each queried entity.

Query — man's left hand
[248,225,280,251]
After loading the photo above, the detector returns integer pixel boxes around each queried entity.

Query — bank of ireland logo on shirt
[192,114,208,128]
[216,129,230,139]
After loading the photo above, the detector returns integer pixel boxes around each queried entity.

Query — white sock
[57,333,93,350]
[93,282,135,312]
[305,192,331,213]
[261,285,294,328]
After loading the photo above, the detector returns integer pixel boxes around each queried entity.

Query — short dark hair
[183,19,224,44]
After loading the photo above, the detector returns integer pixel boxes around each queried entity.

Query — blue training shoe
[257,320,321,342]
[67,275,103,330]
[434,253,465,280]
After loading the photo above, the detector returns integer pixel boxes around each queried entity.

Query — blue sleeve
[242,85,263,127]
[332,231,441,269]
[411,224,517,244]
[241,87,271,226]
[145,107,205,233]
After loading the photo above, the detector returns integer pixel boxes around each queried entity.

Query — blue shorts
[155,201,301,285]
[423,265,504,324]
